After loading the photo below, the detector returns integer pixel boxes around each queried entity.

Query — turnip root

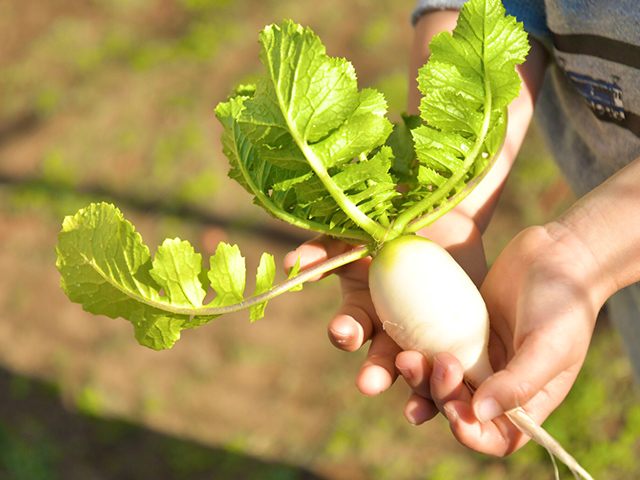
[369,235,595,480]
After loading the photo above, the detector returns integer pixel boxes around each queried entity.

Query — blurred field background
[0,0,639,479]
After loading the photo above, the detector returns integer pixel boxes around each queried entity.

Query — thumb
[471,332,583,424]
[283,236,351,280]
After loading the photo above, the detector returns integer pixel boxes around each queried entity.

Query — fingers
[395,352,474,427]
[394,352,527,456]
[396,350,431,398]
[472,327,583,425]
[396,351,438,425]
[439,399,526,456]
[428,353,527,456]
[429,352,472,408]
[356,329,402,396]
[287,236,379,353]
[404,394,439,425]
[396,352,472,409]
[328,289,376,352]
[287,236,400,397]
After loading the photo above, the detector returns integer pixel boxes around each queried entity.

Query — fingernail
[329,328,350,345]
[397,365,413,381]
[475,397,503,423]
[443,404,458,422]
[432,357,445,381]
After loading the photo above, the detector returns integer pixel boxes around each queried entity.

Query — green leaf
[395,0,528,231]
[419,0,528,134]
[253,20,394,168]
[55,203,312,350]
[386,114,422,185]
[217,4,528,240]
[216,20,395,243]
[412,126,471,175]
[55,203,217,350]
[249,253,276,322]
[256,20,364,144]
[208,243,246,307]
[150,238,207,309]
[286,256,303,292]
[292,146,398,228]
[215,91,374,243]
[308,88,394,167]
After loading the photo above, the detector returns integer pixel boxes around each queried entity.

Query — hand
[284,210,488,398]
[285,235,403,395]
[399,224,604,455]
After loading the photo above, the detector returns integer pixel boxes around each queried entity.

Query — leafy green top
[56,0,529,350]
[216,0,528,242]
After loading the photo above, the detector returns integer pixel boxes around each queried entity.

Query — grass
[0,0,638,479]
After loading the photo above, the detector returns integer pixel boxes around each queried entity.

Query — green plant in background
[0,422,60,480]
[542,330,640,479]
[75,383,104,417]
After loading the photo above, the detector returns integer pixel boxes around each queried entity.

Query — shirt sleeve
[502,0,551,46]
[411,0,467,26]
[411,0,551,48]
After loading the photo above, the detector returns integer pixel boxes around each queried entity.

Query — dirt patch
[1,1,635,479]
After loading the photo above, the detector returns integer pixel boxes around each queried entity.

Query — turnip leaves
[56,202,372,349]
[396,0,528,232]
[215,20,397,244]
[216,0,528,242]
[56,0,529,349]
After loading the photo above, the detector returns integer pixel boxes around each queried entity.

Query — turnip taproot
[369,235,493,386]
[370,235,594,480]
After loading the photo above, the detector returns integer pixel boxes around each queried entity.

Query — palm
[455,226,598,454]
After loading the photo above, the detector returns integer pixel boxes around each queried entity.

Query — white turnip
[369,234,594,480]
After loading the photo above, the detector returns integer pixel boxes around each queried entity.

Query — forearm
[546,156,640,305]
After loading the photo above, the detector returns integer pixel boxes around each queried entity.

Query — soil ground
[0,1,638,479]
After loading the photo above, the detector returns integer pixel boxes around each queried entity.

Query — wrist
[542,218,618,310]
[544,157,640,303]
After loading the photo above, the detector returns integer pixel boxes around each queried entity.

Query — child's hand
[285,218,605,456]
[284,209,488,398]
[285,235,403,396]
[399,224,603,455]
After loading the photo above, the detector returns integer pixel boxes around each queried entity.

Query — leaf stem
[298,143,389,243]
[231,123,373,243]
[199,244,374,316]
[87,245,374,318]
